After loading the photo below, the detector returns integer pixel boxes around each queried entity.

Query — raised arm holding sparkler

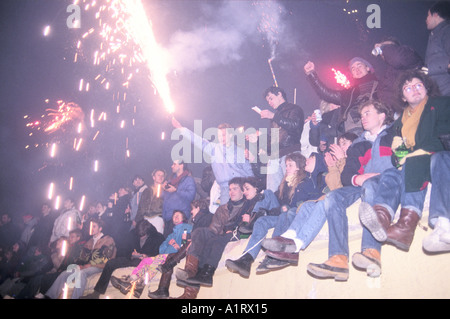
[303,57,379,137]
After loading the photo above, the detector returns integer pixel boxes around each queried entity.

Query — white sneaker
[423,217,450,253]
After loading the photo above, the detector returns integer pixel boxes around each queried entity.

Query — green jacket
[392,96,450,192]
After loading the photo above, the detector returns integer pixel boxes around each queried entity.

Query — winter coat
[162,174,196,222]
[377,43,423,113]
[131,185,152,225]
[159,222,193,255]
[28,213,57,249]
[307,71,379,135]
[49,208,82,244]
[392,96,450,192]
[341,125,395,187]
[270,102,305,157]
[425,20,450,96]
[209,199,249,235]
[79,234,116,266]
[129,229,165,259]
[190,209,214,230]
[290,153,328,207]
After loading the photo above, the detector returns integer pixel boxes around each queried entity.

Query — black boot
[184,264,216,287]
[148,269,172,299]
[225,253,254,278]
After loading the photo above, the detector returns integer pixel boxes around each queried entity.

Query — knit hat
[348,57,374,73]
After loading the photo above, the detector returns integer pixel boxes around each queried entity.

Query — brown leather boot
[158,245,188,273]
[148,269,173,299]
[386,208,420,251]
[359,202,392,242]
[175,254,199,282]
[172,285,200,299]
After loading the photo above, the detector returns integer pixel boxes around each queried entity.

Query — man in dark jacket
[161,160,196,237]
[261,86,304,193]
[425,1,450,96]
[304,57,378,138]
[372,37,424,114]
[28,203,57,250]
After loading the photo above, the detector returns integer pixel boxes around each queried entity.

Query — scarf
[401,96,428,149]
[169,170,190,188]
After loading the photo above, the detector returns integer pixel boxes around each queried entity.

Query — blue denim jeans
[429,151,450,227]
[325,178,383,258]
[285,200,327,250]
[244,210,295,260]
[45,265,103,299]
[373,167,427,218]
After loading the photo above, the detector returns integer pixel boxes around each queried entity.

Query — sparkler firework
[26,0,177,211]
[332,68,351,88]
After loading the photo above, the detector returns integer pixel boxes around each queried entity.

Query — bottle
[182,229,188,246]
[394,137,410,168]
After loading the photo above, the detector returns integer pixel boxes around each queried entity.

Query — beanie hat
[348,57,374,73]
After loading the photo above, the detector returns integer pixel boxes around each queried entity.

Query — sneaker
[423,217,450,253]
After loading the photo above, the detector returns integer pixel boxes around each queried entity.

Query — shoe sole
[183,278,213,287]
[386,237,410,251]
[307,263,349,281]
[225,260,250,278]
[262,238,297,253]
[265,250,298,264]
[351,253,381,277]
[359,202,387,242]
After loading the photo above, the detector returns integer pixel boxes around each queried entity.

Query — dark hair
[396,69,440,108]
[191,199,208,211]
[228,177,245,190]
[279,152,307,201]
[90,218,104,230]
[133,175,145,183]
[137,220,157,237]
[379,36,400,46]
[172,210,188,223]
[358,100,394,125]
[338,132,358,143]
[69,228,82,238]
[429,1,450,20]
[242,176,263,192]
[264,86,287,102]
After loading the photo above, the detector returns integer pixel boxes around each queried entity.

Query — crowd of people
[0,1,449,299]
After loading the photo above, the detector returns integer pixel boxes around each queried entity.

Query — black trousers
[16,271,61,299]
[188,227,233,268]
[94,257,141,294]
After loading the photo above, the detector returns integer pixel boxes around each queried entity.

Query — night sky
[0,0,432,220]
